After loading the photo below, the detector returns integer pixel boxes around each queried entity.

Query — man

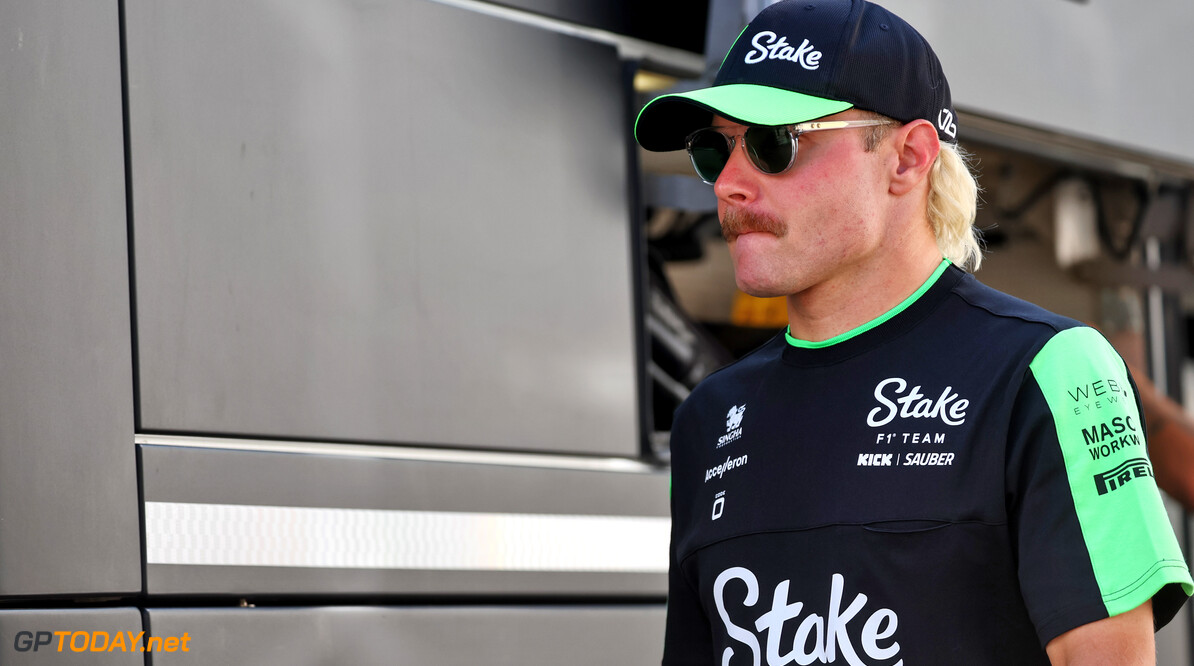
[633,0,1193,663]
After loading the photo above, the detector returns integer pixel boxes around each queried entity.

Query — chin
[734,279,790,300]
[731,254,798,298]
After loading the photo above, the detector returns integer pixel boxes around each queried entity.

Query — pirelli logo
[1093,457,1153,495]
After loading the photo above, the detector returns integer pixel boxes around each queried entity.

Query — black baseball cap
[634,0,957,151]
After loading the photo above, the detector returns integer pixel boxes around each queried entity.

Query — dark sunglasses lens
[744,126,795,174]
[687,129,731,182]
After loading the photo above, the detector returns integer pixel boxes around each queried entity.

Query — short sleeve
[661,527,714,665]
[1009,326,1192,645]
[662,406,715,665]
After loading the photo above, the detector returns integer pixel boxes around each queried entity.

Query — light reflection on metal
[146,501,669,573]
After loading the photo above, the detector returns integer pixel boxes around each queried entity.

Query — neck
[785,239,943,344]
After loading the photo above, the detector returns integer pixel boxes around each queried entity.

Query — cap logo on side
[937,109,957,139]
[744,31,822,70]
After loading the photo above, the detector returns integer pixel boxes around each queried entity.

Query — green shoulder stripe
[1029,327,1193,615]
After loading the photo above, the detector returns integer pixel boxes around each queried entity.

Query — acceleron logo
[11,630,191,655]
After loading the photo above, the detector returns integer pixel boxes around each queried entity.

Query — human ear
[889,120,940,196]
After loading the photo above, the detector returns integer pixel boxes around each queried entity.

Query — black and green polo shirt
[663,261,1192,665]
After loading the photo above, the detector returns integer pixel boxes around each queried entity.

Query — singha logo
[719,405,746,448]
[727,405,746,430]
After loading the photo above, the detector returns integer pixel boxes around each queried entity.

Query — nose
[712,140,758,205]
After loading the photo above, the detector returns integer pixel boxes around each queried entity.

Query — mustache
[720,208,787,242]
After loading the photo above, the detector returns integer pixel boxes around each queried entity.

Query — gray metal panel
[148,564,664,598]
[0,2,140,596]
[478,0,709,55]
[0,609,143,665]
[126,0,640,455]
[147,605,665,665]
[140,441,665,515]
[141,442,668,596]
[878,0,1194,167]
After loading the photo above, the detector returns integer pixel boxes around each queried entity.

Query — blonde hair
[862,114,983,271]
[928,142,983,271]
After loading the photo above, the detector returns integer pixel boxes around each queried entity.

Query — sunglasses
[684,119,895,184]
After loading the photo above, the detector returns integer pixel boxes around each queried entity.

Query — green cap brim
[634,84,854,152]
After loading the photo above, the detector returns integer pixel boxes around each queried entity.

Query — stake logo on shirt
[866,377,969,427]
[713,567,902,665]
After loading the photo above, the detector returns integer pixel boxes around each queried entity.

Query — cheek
[834,216,883,255]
